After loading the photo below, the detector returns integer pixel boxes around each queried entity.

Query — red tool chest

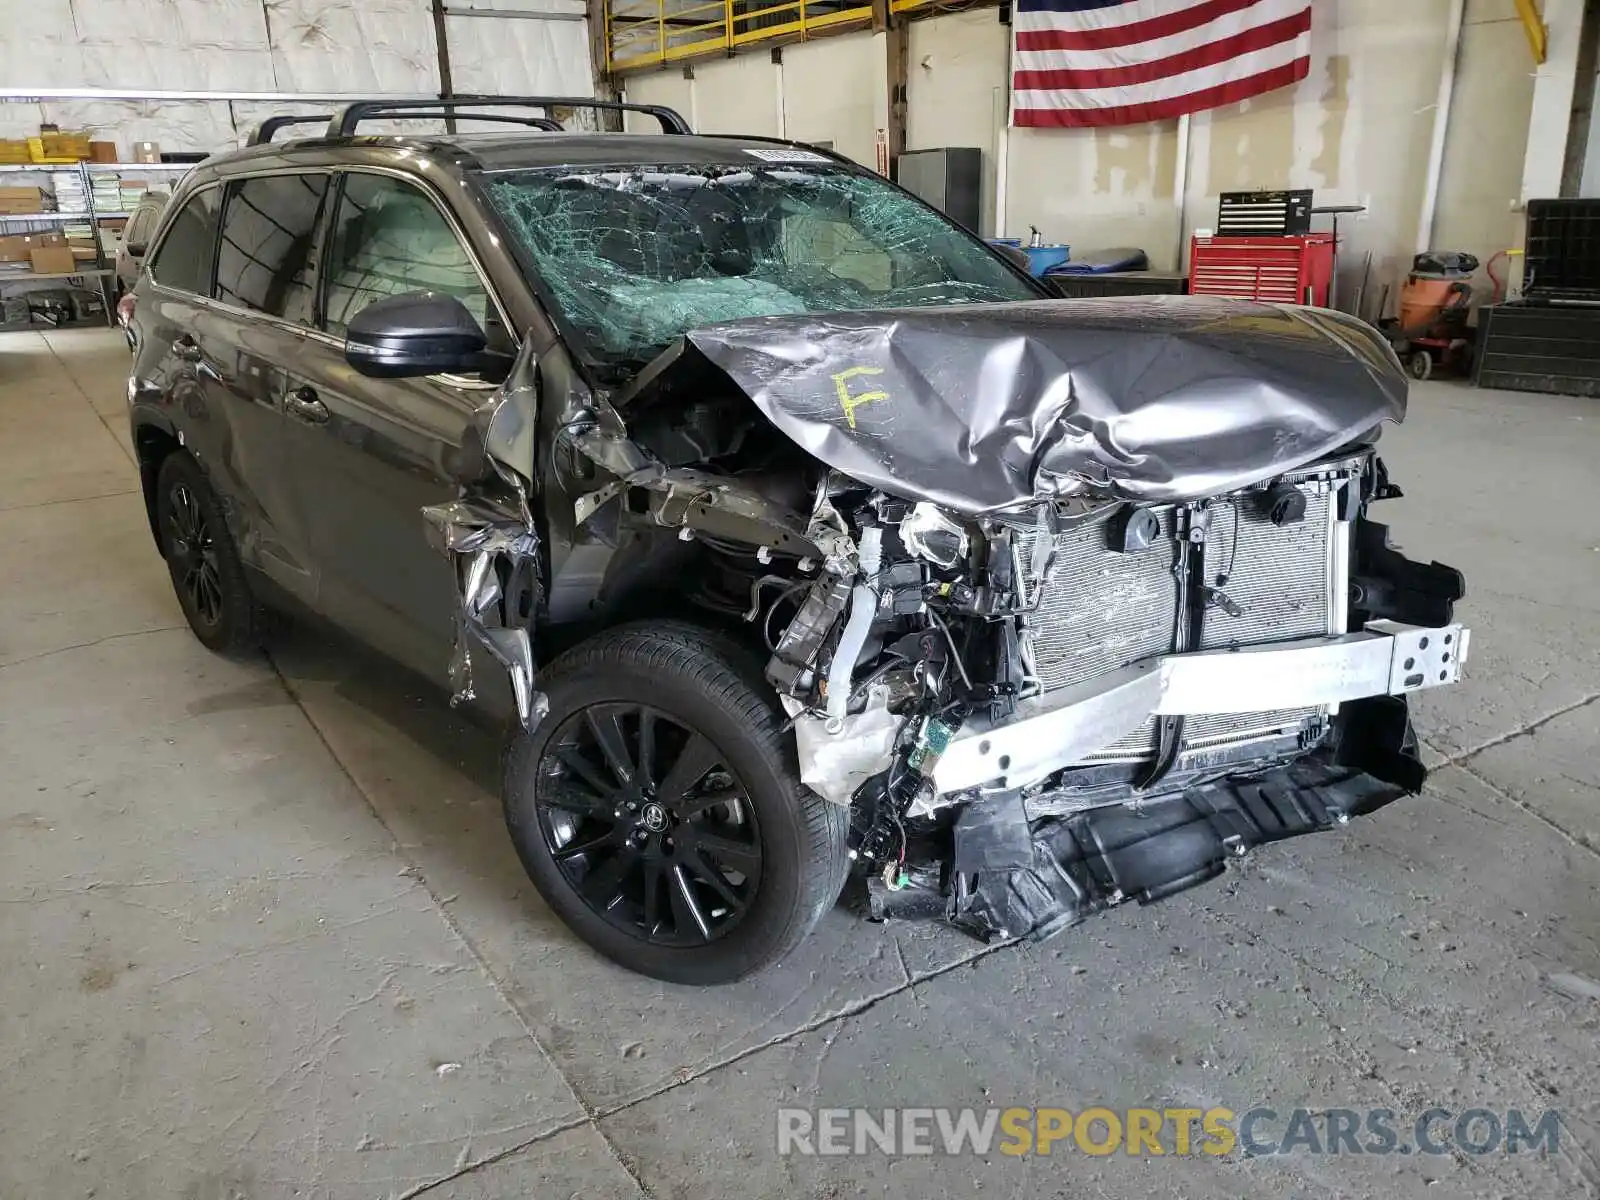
[1188,233,1335,306]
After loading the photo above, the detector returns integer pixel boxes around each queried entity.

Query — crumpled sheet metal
[675,296,1409,514]
[422,500,548,730]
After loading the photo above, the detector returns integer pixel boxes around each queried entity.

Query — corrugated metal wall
[0,0,594,153]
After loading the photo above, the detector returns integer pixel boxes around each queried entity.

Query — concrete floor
[1,327,1597,1200]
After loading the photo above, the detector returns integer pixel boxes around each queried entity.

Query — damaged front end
[435,296,1470,948]
[760,454,1466,944]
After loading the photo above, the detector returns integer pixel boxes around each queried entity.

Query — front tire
[503,622,850,985]
[154,451,261,656]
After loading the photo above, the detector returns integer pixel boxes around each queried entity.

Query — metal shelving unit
[0,160,117,328]
[7,269,113,281]
[88,162,193,173]
[0,210,135,221]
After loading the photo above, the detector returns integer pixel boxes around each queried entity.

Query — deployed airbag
[664,296,1408,513]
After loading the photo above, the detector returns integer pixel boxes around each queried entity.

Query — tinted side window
[215,173,330,318]
[321,174,488,336]
[147,187,221,295]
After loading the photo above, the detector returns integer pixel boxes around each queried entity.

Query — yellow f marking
[832,366,889,430]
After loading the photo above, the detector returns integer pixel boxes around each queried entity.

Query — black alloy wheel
[163,479,225,631]
[503,622,851,984]
[153,451,261,656]
[536,704,763,946]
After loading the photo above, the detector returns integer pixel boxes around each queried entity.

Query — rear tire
[154,451,261,656]
[1408,350,1433,381]
[503,621,850,984]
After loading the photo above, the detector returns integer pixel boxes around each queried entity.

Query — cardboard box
[89,140,119,163]
[31,129,91,161]
[0,232,64,261]
[0,186,44,214]
[29,246,78,275]
[132,141,161,164]
[26,136,78,163]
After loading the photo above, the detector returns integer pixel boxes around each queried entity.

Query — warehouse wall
[1185,0,1533,302]
[622,0,1536,307]
[624,29,887,169]
[905,12,1010,245]
[0,0,593,154]
[1432,0,1539,284]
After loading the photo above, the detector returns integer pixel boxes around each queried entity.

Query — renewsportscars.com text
[776,1106,1562,1158]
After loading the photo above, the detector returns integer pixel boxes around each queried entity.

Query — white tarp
[0,0,595,153]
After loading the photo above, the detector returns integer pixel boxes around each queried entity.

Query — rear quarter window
[148,186,222,296]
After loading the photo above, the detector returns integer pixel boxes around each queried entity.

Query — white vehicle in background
[114,191,168,300]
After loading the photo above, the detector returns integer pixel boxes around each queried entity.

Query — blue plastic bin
[990,239,1071,276]
[1022,245,1071,275]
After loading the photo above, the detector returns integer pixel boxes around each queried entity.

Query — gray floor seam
[0,488,140,514]
[588,936,1014,1123]
[391,1108,658,1200]
[1453,759,1600,864]
[40,332,139,469]
[387,1112,604,1200]
[587,1127,657,1200]
[260,651,596,1123]
[1435,691,1600,770]
[0,625,186,672]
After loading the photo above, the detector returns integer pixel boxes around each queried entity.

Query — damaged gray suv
[125,97,1469,984]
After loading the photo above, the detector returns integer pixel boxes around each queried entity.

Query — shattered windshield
[481,161,1038,368]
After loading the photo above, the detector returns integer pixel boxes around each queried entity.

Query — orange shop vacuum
[1380,251,1478,380]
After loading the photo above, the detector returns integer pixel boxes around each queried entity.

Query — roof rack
[327,95,692,138]
[247,114,333,146]
[248,107,570,147]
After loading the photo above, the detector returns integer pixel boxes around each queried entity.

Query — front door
[277,170,511,681]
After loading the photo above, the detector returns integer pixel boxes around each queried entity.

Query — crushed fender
[421,499,547,730]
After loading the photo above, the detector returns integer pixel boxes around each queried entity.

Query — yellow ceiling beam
[1515,0,1548,64]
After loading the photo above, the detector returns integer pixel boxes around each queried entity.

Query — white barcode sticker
[744,148,832,164]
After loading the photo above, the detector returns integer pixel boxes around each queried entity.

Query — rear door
[202,170,333,606]
[136,184,297,593]
[277,169,513,680]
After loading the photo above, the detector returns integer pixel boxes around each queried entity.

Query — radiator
[1021,484,1339,764]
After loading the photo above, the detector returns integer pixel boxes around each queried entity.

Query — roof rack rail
[248,108,567,147]
[327,95,692,138]
[247,114,333,147]
[392,110,566,132]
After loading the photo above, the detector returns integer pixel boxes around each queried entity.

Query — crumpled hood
[655,295,1407,514]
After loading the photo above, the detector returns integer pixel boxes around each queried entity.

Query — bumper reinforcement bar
[932,621,1469,794]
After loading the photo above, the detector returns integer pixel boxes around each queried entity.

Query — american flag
[1012,0,1313,129]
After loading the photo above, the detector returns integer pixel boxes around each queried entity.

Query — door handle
[286,386,329,425]
[171,335,202,362]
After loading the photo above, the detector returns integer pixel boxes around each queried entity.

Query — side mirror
[344,291,488,379]
[125,242,147,256]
